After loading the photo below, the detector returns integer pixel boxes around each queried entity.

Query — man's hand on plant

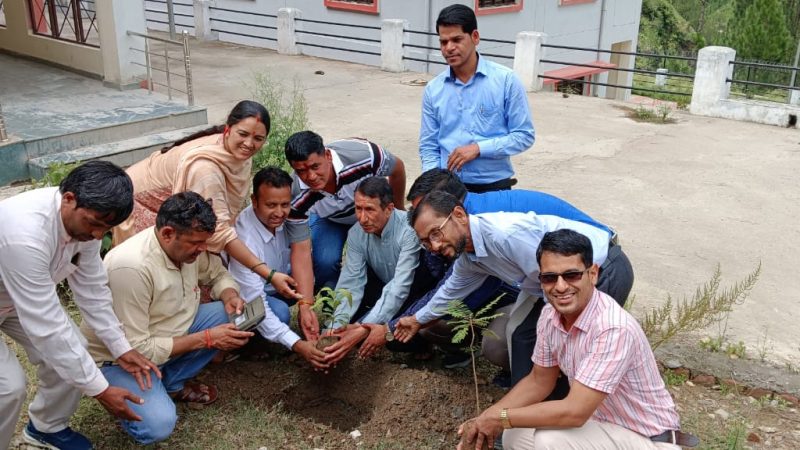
[292,340,329,370]
[357,323,388,359]
[270,272,303,300]
[116,349,162,391]
[297,304,320,341]
[394,315,422,343]
[323,325,369,366]
[209,323,253,351]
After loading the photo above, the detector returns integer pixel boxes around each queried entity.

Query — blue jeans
[264,293,296,325]
[101,302,229,444]
[309,213,351,290]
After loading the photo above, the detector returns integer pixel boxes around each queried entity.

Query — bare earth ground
[5,36,800,448]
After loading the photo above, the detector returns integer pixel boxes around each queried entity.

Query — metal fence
[538,43,697,102]
[128,30,194,106]
[27,0,99,47]
[402,28,515,68]
[728,60,800,104]
[209,5,276,42]
[145,0,195,35]
[295,17,381,56]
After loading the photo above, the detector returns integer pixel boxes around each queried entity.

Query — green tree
[729,0,793,63]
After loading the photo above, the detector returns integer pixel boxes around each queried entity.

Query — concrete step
[22,107,208,158]
[27,125,211,180]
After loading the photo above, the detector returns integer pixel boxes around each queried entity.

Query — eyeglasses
[419,212,453,250]
[538,267,591,285]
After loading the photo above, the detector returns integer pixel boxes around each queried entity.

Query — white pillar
[655,68,668,87]
[513,31,546,92]
[690,46,736,116]
[96,0,148,89]
[381,19,406,72]
[278,8,301,55]
[194,0,217,41]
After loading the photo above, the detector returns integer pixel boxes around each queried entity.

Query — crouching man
[82,192,253,444]
[458,229,694,450]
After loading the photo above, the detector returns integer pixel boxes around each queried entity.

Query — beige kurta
[83,227,239,365]
[112,133,251,253]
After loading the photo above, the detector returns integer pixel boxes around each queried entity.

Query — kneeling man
[458,229,690,450]
[83,192,254,444]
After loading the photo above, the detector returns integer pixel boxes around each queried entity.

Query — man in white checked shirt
[458,229,695,450]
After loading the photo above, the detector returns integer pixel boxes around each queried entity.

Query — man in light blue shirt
[396,191,632,391]
[420,4,534,192]
[323,177,425,366]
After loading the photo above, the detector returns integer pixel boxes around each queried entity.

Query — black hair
[536,229,594,268]
[284,130,325,162]
[59,160,133,226]
[409,190,463,228]
[355,176,393,208]
[406,168,467,202]
[161,100,270,153]
[252,166,293,199]
[436,4,478,34]
[155,191,217,235]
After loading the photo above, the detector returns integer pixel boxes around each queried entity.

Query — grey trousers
[0,314,83,448]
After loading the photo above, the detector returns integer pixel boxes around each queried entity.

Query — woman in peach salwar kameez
[112,100,318,340]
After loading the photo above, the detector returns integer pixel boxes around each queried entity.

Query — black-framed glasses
[538,267,591,285]
[420,212,453,250]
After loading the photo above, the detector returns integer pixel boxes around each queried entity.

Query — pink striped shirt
[533,289,680,437]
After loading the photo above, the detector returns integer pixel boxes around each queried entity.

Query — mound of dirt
[203,352,505,449]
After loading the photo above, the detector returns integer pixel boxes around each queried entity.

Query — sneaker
[22,422,92,450]
[442,351,471,369]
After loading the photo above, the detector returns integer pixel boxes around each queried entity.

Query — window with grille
[324,0,379,14]
[478,0,518,7]
[475,0,522,15]
[0,0,6,27]
[26,0,100,47]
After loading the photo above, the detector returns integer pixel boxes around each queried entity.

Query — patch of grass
[624,104,677,124]
[663,370,688,386]
[249,71,309,174]
[29,161,79,188]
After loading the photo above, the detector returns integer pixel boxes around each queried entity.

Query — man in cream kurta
[83,192,252,444]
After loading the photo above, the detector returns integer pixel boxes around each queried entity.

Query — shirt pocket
[475,101,505,132]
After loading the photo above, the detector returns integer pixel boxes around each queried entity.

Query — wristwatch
[500,408,512,429]
[384,324,395,342]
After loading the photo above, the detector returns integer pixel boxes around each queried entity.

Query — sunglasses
[538,267,591,285]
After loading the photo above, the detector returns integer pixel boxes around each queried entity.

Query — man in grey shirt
[322,177,423,366]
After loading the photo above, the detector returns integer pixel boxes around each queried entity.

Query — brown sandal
[170,381,218,405]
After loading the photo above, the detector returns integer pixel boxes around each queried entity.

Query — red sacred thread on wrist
[204,329,213,349]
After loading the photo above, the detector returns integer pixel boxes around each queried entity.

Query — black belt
[462,177,517,193]
[650,430,699,447]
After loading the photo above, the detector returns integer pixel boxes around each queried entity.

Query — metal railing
[0,100,8,142]
[402,28,515,66]
[208,6,277,41]
[727,60,800,103]
[127,30,194,106]
[295,17,381,56]
[539,43,697,99]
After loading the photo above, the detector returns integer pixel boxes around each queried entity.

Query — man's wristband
[297,299,314,307]
[250,261,266,272]
[500,408,512,429]
[204,329,213,349]
[266,268,277,284]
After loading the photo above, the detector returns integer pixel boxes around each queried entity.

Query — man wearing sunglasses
[458,229,692,450]
[397,191,631,393]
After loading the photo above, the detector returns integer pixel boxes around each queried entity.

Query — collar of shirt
[148,228,181,271]
[242,206,283,246]
[551,288,602,333]
[296,148,345,191]
[53,190,74,246]
[446,52,488,86]
[466,214,488,261]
